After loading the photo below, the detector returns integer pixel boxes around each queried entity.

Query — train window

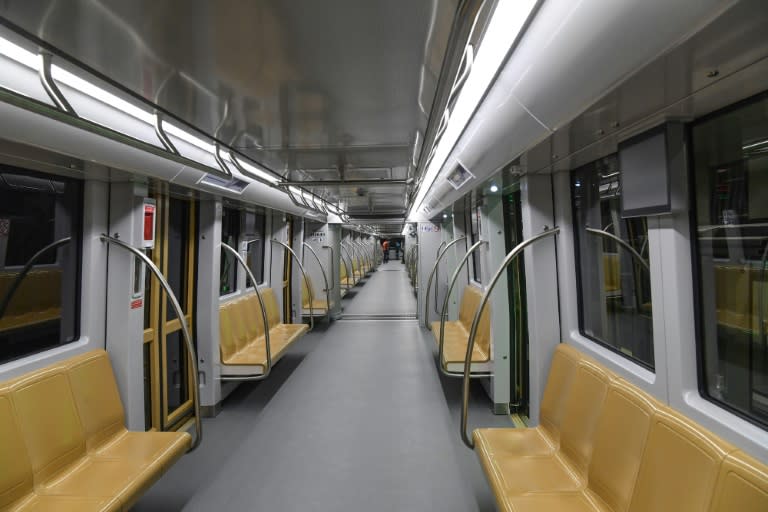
[691,93,768,427]
[220,207,240,296]
[0,167,82,364]
[572,155,654,369]
[244,211,266,287]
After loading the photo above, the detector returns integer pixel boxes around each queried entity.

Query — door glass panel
[504,188,528,414]
[166,198,189,321]
[143,342,152,430]
[165,330,188,412]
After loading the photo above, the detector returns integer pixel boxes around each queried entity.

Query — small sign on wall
[309,230,326,243]
[419,224,441,233]
[142,198,157,249]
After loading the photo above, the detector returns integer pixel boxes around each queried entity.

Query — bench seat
[431,285,491,372]
[473,344,768,512]
[219,288,308,373]
[0,350,190,512]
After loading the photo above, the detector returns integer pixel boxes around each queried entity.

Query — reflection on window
[691,93,768,427]
[244,211,266,287]
[0,168,82,364]
[469,194,482,282]
[572,155,654,369]
[220,207,240,296]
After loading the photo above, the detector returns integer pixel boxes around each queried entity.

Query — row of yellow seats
[219,288,308,372]
[473,344,768,512]
[430,285,491,372]
[0,350,190,512]
[0,270,62,332]
[714,265,768,333]
[340,260,362,288]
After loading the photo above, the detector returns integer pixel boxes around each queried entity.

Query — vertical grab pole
[219,242,273,381]
[423,237,467,330]
[461,228,560,449]
[100,235,202,452]
[270,239,314,331]
[435,241,447,315]
[302,242,331,317]
[438,240,488,377]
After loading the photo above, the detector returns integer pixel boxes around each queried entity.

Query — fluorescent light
[228,153,280,184]
[50,65,155,124]
[164,121,217,153]
[408,0,537,217]
[490,184,499,193]
[0,37,38,68]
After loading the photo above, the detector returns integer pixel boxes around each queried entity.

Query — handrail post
[438,240,488,377]
[270,239,314,330]
[585,227,650,272]
[322,245,335,289]
[340,244,356,286]
[219,242,273,381]
[461,227,560,449]
[101,235,202,452]
[423,237,466,330]
[435,241,447,315]
[302,242,331,318]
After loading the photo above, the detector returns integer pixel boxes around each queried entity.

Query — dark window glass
[220,207,240,295]
[244,211,266,287]
[691,93,768,427]
[572,155,654,369]
[167,198,190,320]
[469,195,482,282]
[0,168,82,364]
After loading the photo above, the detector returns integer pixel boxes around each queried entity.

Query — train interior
[0,1,768,511]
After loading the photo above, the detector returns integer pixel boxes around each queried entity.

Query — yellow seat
[709,450,768,512]
[302,279,329,314]
[0,351,189,512]
[603,253,620,296]
[0,269,62,333]
[474,344,582,460]
[219,289,308,373]
[431,285,491,372]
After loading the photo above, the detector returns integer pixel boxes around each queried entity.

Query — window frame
[688,90,768,431]
[0,166,83,365]
[219,206,241,297]
[570,154,655,372]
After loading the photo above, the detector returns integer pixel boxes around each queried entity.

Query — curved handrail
[586,227,650,273]
[349,241,366,273]
[438,240,488,377]
[270,239,314,331]
[322,245,335,289]
[344,242,363,281]
[423,237,467,330]
[302,242,331,316]
[101,235,202,452]
[461,227,560,448]
[0,237,71,320]
[219,242,272,381]
[353,241,370,273]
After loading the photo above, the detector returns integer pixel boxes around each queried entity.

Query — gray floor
[341,260,418,317]
[134,263,508,511]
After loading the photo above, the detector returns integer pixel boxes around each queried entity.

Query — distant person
[382,239,390,262]
[395,241,401,259]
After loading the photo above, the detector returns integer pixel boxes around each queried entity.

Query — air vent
[199,173,249,193]
[446,163,474,190]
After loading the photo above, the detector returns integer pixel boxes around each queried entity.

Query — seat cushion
[12,495,121,512]
[500,492,610,512]
[94,431,191,471]
[491,454,585,496]
[474,427,556,459]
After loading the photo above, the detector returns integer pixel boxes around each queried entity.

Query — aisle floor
[134,263,509,511]
[341,260,417,317]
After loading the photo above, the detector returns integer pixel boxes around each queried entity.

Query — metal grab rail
[461,227,560,449]
[0,237,71,320]
[435,241,447,315]
[360,241,374,270]
[340,244,357,285]
[438,240,488,377]
[353,241,370,273]
[343,242,362,281]
[101,235,202,452]
[586,227,650,273]
[322,245,335,289]
[302,242,331,316]
[423,237,467,330]
[270,239,314,331]
[219,242,272,381]
[349,241,366,272]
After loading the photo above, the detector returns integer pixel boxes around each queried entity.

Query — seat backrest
[588,379,659,512]
[65,351,126,451]
[219,303,239,362]
[241,294,266,340]
[0,387,33,509]
[458,286,491,355]
[709,450,768,512]
[603,253,620,293]
[261,288,282,327]
[10,366,87,484]
[539,344,582,442]
[628,408,733,512]
[230,300,252,351]
[558,359,611,475]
